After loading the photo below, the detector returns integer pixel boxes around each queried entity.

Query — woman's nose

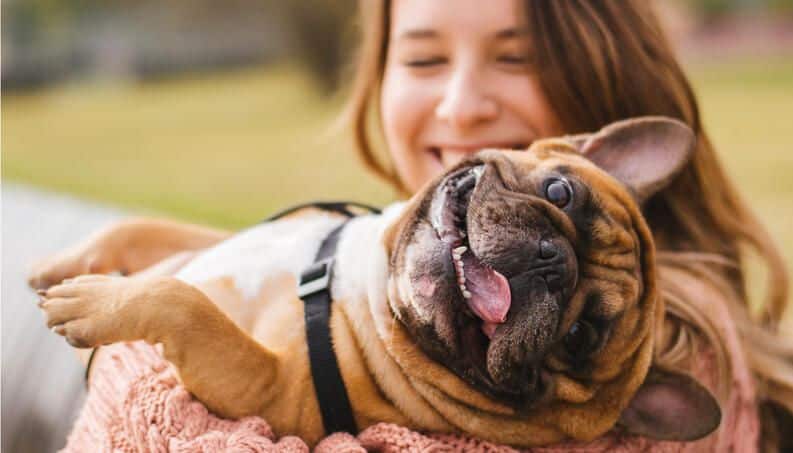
[435,67,498,132]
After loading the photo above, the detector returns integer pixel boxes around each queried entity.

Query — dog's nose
[539,239,557,259]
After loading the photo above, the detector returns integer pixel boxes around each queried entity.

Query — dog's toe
[59,323,96,348]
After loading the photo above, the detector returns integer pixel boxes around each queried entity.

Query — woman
[31,1,791,450]
[346,2,792,449]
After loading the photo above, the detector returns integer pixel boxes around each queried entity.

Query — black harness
[86,201,381,436]
[290,201,380,435]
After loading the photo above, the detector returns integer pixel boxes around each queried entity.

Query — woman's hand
[28,217,231,290]
[28,222,125,290]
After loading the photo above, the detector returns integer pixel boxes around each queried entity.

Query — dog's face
[385,117,721,443]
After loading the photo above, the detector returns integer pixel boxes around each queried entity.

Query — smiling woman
[345,0,792,450]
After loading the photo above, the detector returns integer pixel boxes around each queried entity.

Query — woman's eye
[404,57,447,68]
[497,55,530,65]
[563,320,599,358]
[545,179,572,208]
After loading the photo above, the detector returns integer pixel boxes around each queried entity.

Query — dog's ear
[617,366,721,441]
[577,116,696,203]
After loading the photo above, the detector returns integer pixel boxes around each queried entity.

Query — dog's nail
[36,289,47,296]
[38,298,46,307]
[63,278,74,284]
[462,290,472,299]
[454,246,467,254]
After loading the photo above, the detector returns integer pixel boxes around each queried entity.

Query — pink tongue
[461,252,511,326]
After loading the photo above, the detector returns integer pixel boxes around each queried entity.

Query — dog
[31,117,721,447]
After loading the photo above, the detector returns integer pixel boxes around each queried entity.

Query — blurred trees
[3,0,792,93]
[2,0,355,93]
[283,0,357,93]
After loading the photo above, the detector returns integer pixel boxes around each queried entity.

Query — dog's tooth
[462,290,472,299]
[454,246,467,254]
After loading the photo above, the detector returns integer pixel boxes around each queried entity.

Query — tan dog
[31,117,721,447]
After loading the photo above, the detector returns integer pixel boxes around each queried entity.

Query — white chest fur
[175,211,346,299]
[174,203,406,302]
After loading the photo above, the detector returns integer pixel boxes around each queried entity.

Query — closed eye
[497,55,531,65]
[404,57,447,68]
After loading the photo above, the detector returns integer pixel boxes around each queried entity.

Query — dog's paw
[37,274,129,348]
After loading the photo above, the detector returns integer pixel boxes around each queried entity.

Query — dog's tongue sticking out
[461,252,511,338]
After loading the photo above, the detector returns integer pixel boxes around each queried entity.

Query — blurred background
[2,0,793,451]
[3,0,793,227]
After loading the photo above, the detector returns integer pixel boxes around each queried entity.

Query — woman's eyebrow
[396,28,439,41]
[494,27,530,39]
[395,27,528,42]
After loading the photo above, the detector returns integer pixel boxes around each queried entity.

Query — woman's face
[381,0,562,194]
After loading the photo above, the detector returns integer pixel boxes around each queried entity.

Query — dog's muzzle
[429,162,579,401]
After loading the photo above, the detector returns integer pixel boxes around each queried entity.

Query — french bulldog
[32,117,720,447]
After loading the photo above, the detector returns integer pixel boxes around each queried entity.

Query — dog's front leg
[38,274,280,418]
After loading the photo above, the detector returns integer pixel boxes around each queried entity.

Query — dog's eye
[545,179,572,208]
[563,320,599,358]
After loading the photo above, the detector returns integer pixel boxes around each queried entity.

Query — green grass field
[2,65,395,228]
[3,58,792,312]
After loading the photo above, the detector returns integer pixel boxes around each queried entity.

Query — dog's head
[385,117,720,443]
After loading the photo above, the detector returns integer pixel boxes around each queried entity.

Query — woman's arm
[28,216,232,290]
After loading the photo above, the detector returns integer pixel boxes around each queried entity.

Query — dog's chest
[174,211,346,341]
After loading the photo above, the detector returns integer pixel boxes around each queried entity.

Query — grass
[3,58,792,317]
[2,65,395,228]
[689,57,793,312]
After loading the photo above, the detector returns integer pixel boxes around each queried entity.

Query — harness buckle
[297,257,335,299]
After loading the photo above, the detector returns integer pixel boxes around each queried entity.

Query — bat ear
[575,117,696,203]
[618,366,721,441]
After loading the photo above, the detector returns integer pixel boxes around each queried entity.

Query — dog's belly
[174,210,345,343]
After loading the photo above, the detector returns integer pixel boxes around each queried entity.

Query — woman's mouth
[427,143,530,170]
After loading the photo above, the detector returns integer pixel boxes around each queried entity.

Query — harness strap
[298,221,357,435]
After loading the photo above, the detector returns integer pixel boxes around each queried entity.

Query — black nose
[539,239,557,259]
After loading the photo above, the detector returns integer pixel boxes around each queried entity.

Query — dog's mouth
[428,165,512,340]
[413,160,578,403]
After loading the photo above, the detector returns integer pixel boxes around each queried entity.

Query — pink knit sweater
[62,288,760,452]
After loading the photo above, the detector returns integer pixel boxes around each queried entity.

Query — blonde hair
[344,0,792,445]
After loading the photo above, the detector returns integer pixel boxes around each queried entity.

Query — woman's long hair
[344,0,791,446]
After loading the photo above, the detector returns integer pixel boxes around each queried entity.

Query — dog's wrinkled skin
[32,117,721,447]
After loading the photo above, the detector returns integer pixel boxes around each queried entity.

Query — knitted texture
[62,285,759,452]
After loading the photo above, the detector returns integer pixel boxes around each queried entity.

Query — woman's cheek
[381,69,444,192]
[494,71,561,137]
